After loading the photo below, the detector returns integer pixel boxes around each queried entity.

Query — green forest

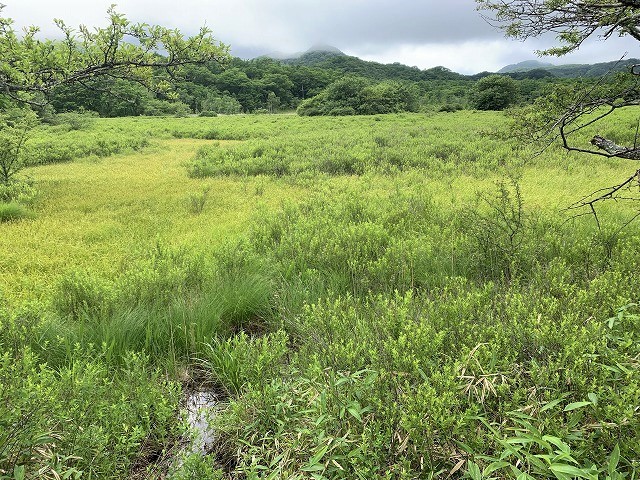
[1,2,640,479]
[42,51,637,117]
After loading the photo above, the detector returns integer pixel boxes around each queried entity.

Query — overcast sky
[4,0,639,74]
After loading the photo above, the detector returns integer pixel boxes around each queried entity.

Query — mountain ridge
[499,60,555,73]
[498,57,639,77]
[265,45,639,80]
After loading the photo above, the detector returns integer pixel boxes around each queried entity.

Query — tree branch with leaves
[0,108,37,185]
[477,0,640,56]
[0,4,230,105]
[477,0,640,227]
[0,6,230,187]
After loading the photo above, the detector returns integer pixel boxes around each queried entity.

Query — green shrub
[187,186,211,214]
[461,178,548,283]
[0,180,38,204]
[0,348,180,479]
[216,368,382,477]
[245,186,450,298]
[0,202,32,222]
[47,111,98,130]
[439,103,465,112]
[143,99,192,117]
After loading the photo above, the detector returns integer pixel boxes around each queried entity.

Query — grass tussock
[0,202,32,222]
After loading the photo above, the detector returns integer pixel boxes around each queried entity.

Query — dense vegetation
[296,77,420,116]
[1,111,639,478]
[34,48,612,117]
[3,3,640,477]
[499,58,640,78]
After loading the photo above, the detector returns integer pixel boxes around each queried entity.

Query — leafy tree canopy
[477,0,640,56]
[297,76,420,116]
[472,74,518,110]
[0,4,230,105]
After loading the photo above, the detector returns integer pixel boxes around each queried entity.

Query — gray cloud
[4,0,638,73]
[216,0,497,48]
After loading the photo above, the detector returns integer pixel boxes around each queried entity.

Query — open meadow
[1,111,639,478]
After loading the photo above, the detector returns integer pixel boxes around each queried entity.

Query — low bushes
[0,202,32,222]
[24,130,150,166]
[0,346,180,479]
[205,180,640,476]
[188,113,518,179]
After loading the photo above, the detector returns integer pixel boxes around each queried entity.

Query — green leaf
[455,438,476,454]
[467,460,482,480]
[268,453,285,468]
[515,472,535,480]
[483,461,510,476]
[416,367,429,382]
[608,444,620,476]
[549,463,591,478]
[334,377,349,387]
[508,411,535,421]
[587,393,598,405]
[563,401,591,412]
[310,444,329,464]
[347,406,362,422]
[13,465,25,480]
[527,454,550,471]
[505,437,537,445]
[301,464,326,472]
[62,470,80,480]
[542,435,570,454]
[540,397,565,412]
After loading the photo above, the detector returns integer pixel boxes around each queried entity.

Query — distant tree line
[45,57,338,117]
[40,53,584,117]
[1,23,605,120]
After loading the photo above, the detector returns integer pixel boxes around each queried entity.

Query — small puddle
[132,386,221,478]
[184,390,218,454]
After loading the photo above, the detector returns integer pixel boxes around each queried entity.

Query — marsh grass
[38,261,276,370]
[2,112,640,478]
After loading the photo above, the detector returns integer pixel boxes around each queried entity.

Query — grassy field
[1,111,639,479]
[1,137,303,306]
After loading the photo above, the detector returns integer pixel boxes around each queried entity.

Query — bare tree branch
[478,0,640,229]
